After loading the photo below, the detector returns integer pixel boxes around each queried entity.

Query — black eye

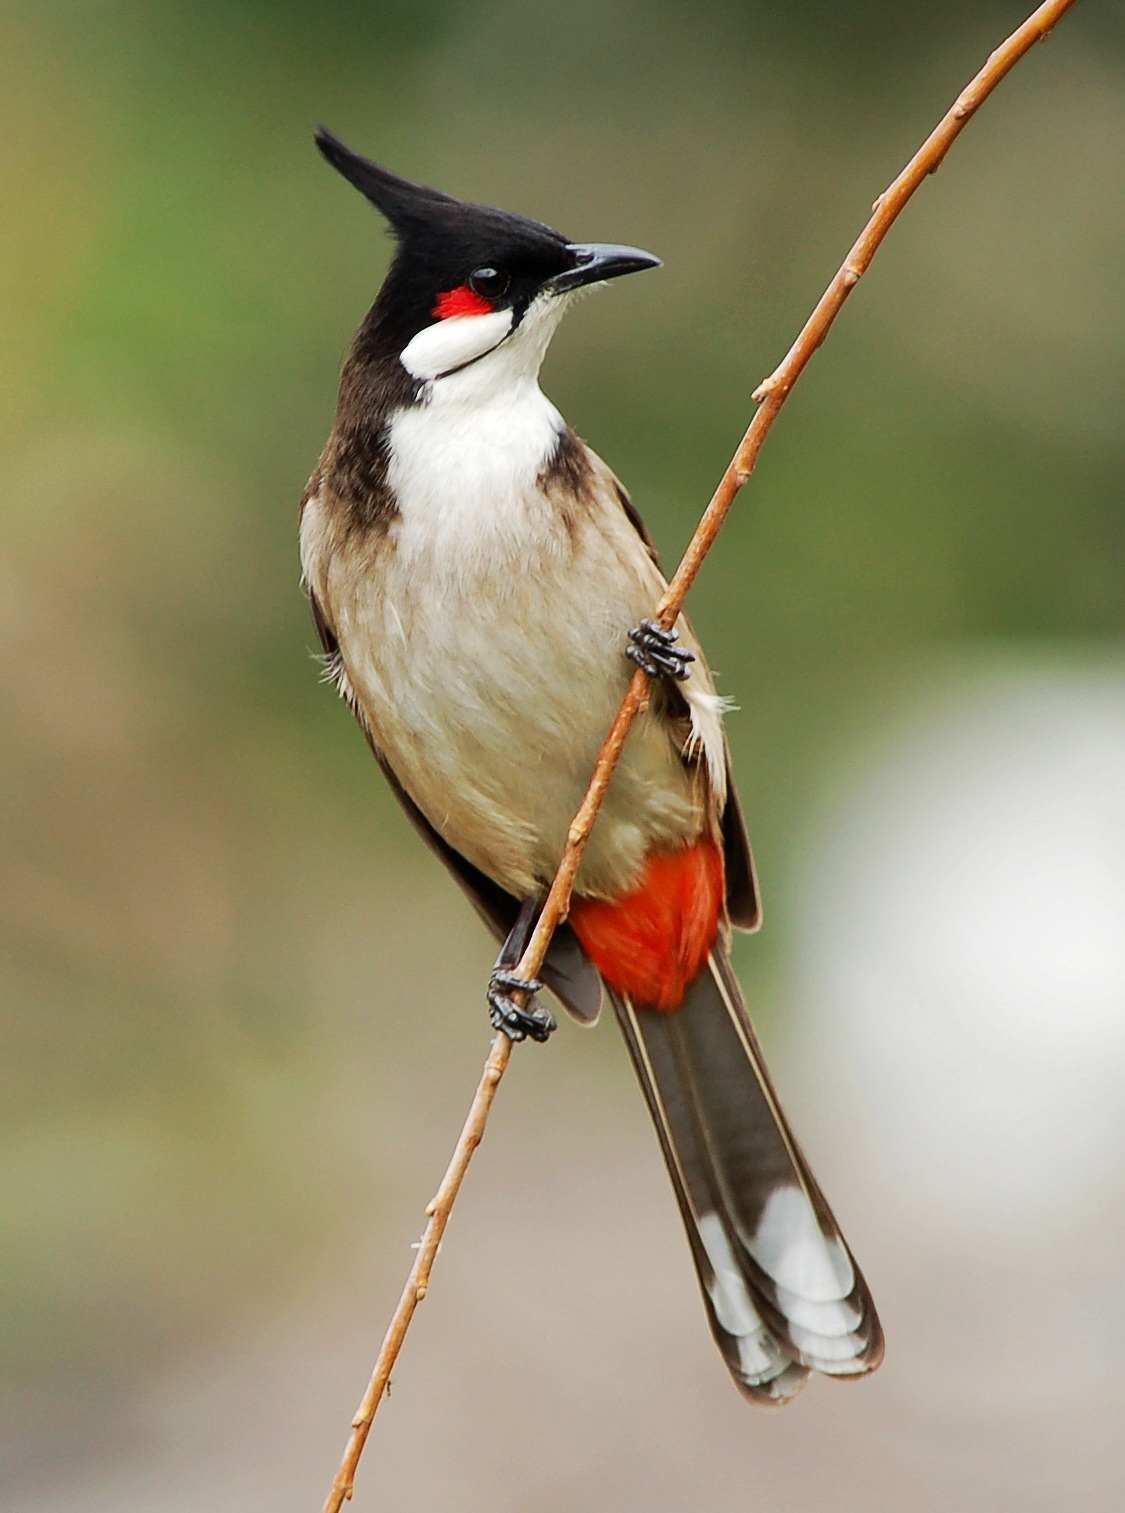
[469,266,509,298]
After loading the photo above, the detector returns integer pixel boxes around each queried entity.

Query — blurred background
[2,0,1124,1507]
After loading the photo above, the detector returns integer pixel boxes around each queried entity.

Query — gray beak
[547,242,662,294]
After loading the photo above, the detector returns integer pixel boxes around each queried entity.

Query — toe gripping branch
[487,969,555,1043]
[627,619,694,681]
[487,897,557,1044]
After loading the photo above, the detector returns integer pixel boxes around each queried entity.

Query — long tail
[610,943,883,1404]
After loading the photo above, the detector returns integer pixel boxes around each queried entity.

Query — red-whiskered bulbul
[300,128,883,1404]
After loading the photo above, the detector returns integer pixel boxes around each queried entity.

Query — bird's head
[315,128,661,388]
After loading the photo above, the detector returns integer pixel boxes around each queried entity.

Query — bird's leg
[487,896,557,1044]
[626,618,694,681]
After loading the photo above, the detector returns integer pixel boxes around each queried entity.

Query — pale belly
[328,499,704,902]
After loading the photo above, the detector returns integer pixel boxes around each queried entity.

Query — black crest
[315,127,575,353]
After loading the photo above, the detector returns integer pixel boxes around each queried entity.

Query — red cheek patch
[432,285,494,320]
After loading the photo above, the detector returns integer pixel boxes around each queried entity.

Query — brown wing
[305,583,604,1022]
[719,755,761,931]
[596,454,761,933]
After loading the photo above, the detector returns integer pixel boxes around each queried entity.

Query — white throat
[386,293,575,556]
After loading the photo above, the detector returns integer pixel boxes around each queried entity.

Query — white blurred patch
[793,666,1125,1225]
[786,659,1125,1438]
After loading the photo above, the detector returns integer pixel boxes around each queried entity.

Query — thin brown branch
[319,1033,511,1513]
[319,2,1079,1506]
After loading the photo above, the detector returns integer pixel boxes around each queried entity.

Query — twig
[319,1033,511,1513]
[319,3,1079,1506]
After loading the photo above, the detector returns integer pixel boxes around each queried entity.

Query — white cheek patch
[399,308,514,381]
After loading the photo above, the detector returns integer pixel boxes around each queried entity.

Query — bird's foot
[487,970,556,1044]
[627,619,694,681]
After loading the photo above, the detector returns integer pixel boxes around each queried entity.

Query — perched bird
[300,129,883,1403]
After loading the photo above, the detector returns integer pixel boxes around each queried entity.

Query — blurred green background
[2,0,1123,1504]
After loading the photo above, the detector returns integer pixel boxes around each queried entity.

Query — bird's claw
[626,619,695,681]
[487,970,556,1043]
